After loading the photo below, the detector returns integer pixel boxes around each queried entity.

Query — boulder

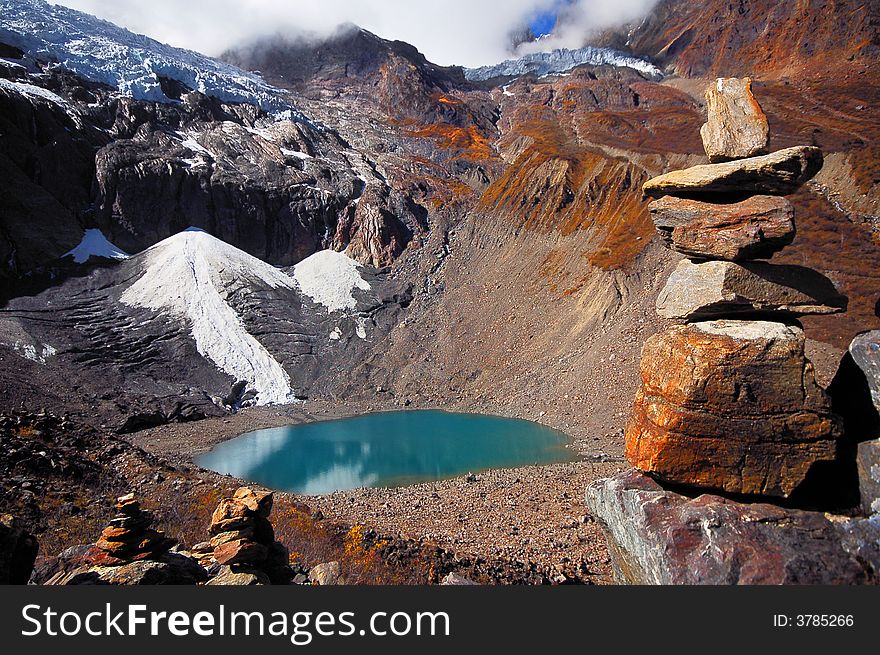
[209,499,253,534]
[0,514,38,584]
[213,539,268,566]
[440,572,480,585]
[309,561,342,585]
[585,469,880,584]
[700,78,769,162]
[656,259,846,320]
[206,566,269,586]
[625,320,842,497]
[643,146,823,198]
[233,486,274,518]
[850,330,880,413]
[649,195,794,260]
[857,440,880,515]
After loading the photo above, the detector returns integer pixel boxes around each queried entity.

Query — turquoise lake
[195,410,576,495]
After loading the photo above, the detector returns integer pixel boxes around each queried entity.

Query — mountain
[463,45,663,82]
[1,0,880,585]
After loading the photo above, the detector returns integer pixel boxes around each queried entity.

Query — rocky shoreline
[128,397,626,584]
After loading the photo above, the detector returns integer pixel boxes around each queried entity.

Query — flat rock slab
[643,146,823,198]
[625,320,842,497]
[700,77,769,162]
[649,195,794,260]
[656,259,847,320]
[858,439,880,515]
[850,330,880,413]
[584,469,880,584]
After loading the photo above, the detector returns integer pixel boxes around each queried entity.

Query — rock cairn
[206,486,291,585]
[92,493,175,564]
[626,78,846,498]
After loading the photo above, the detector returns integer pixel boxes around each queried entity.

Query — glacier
[0,0,294,111]
[464,46,662,82]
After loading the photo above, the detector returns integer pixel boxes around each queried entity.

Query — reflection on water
[195,410,575,495]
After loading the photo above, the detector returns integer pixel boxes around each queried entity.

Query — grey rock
[850,330,880,413]
[309,561,342,585]
[440,572,479,585]
[643,146,823,198]
[656,259,846,320]
[206,565,269,586]
[585,469,880,584]
[700,77,769,162]
[857,440,880,516]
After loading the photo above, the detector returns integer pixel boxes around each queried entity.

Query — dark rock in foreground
[585,470,880,584]
[0,514,38,584]
[643,146,823,198]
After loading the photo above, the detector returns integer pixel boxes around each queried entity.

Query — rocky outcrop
[625,320,841,497]
[206,486,292,585]
[643,146,823,198]
[656,259,846,320]
[0,514,38,584]
[585,470,880,585]
[649,195,794,261]
[700,77,768,162]
[308,561,343,586]
[850,331,880,412]
[858,440,880,515]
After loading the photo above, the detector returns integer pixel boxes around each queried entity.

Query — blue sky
[529,10,557,37]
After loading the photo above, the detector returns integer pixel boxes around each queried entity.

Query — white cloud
[50,0,659,67]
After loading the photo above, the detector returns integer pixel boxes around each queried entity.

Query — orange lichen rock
[625,320,842,498]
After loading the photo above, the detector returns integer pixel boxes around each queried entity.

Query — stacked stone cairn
[92,493,176,563]
[205,486,292,585]
[626,77,848,498]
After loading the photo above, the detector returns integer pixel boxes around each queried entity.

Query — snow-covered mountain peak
[120,228,298,405]
[464,45,662,82]
[0,0,295,111]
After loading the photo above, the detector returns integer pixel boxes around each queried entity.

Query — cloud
[50,0,659,67]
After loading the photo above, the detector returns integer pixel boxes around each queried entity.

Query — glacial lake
[195,410,576,495]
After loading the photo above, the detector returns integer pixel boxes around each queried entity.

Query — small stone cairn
[92,493,175,563]
[625,77,847,499]
[205,486,292,585]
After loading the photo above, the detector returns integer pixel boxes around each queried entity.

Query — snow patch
[64,228,128,263]
[292,249,371,313]
[12,341,56,364]
[464,46,662,82]
[1,0,297,111]
[120,228,297,405]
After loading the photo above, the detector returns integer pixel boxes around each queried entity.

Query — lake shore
[129,398,627,583]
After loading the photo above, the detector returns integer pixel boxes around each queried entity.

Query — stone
[206,566,269,586]
[209,499,253,534]
[850,330,880,413]
[656,259,847,320]
[857,440,880,515]
[440,572,479,585]
[0,514,38,584]
[643,146,823,198]
[96,553,208,585]
[625,320,842,497]
[649,195,794,260]
[233,486,273,518]
[584,469,880,584]
[700,77,769,162]
[213,538,268,566]
[309,561,342,585]
[209,528,255,549]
